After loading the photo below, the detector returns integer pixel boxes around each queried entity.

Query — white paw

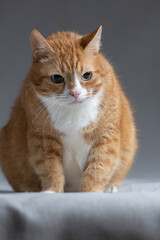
[105,185,118,193]
[41,190,55,194]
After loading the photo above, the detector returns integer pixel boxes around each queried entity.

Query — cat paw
[41,190,55,194]
[105,185,118,193]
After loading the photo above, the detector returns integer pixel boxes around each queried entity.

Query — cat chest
[61,133,91,192]
[38,95,101,191]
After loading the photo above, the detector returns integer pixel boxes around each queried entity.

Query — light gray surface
[0,169,160,240]
[0,183,160,240]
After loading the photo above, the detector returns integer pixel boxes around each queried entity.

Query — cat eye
[50,75,64,84]
[82,72,92,81]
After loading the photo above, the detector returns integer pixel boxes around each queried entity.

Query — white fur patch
[38,89,102,192]
[62,71,88,103]
[73,70,87,97]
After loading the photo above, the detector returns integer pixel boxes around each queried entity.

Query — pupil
[83,72,91,80]
[55,75,62,80]
[52,74,64,83]
[84,72,90,78]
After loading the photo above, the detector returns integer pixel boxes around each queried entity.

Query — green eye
[82,72,92,81]
[51,75,64,84]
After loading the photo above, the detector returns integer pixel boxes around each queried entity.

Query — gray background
[0,0,160,182]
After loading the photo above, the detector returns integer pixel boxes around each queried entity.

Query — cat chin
[61,99,87,107]
[68,100,84,105]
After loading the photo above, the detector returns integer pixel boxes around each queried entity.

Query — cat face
[30,27,103,106]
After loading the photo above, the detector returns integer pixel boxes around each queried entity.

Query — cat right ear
[80,26,102,55]
[30,30,53,61]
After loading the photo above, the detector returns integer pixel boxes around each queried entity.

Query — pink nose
[70,90,81,98]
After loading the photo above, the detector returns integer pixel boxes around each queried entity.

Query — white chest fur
[61,133,91,192]
[38,93,101,192]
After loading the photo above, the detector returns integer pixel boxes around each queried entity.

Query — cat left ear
[30,30,54,61]
[80,26,102,55]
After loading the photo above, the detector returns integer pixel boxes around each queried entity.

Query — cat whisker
[101,95,126,108]
[32,105,47,124]
[32,98,58,125]
[42,115,50,138]
[97,107,108,122]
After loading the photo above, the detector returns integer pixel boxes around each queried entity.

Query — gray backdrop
[0,0,160,181]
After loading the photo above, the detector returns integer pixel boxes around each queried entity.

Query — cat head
[30,26,103,106]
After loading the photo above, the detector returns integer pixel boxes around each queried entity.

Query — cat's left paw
[104,185,118,193]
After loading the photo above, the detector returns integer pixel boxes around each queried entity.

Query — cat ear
[80,26,102,55]
[30,30,53,61]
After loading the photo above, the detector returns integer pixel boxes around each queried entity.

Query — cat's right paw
[41,190,55,194]
[104,185,118,193]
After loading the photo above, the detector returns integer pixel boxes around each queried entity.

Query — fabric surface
[0,170,160,240]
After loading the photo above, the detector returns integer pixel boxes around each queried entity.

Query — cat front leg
[81,136,120,192]
[28,130,64,193]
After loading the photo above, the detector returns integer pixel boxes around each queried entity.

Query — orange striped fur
[0,26,137,192]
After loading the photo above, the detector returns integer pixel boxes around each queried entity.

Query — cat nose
[70,90,81,98]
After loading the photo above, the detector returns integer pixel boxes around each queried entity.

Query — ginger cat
[0,26,137,193]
